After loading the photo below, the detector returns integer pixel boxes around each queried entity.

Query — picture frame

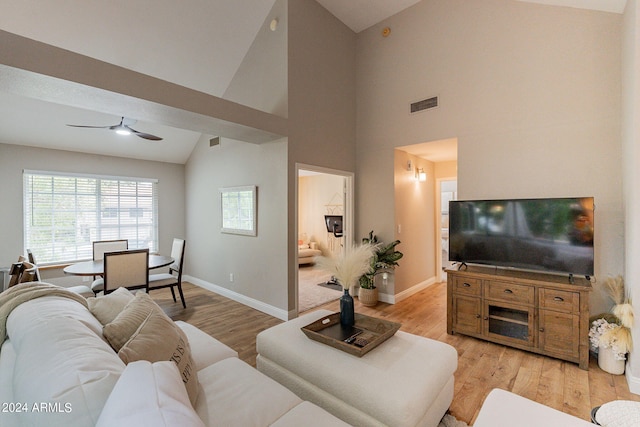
[220,185,257,236]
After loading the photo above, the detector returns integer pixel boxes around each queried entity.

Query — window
[23,170,158,264]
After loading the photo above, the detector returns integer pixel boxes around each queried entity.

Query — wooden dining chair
[7,262,25,288]
[91,239,129,292]
[148,238,186,308]
[18,261,39,283]
[99,249,149,295]
[93,239,128,261]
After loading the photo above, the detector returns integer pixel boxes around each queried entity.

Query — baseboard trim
[394,277,438,303]
[625,362,640,395]
[184,275,289,321]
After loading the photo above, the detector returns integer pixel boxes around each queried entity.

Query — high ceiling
[0,0,628,164]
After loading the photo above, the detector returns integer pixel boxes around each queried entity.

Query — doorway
[438,179,457,281]
[295,164,354,315]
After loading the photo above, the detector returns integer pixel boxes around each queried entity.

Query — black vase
[340,288,355,327]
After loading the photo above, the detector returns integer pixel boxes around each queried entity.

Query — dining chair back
[148,238,186,308]
[18,261,38,283]
[25,249,42,281]
[103,249,149,294]
[93,239,129,261]
[8,262,25,288]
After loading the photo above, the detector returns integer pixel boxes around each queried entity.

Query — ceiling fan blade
[66,124,110,129]
[128,127,163,141]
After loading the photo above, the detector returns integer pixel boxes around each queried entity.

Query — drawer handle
[553,296,565,302]
[475,314,481,319]
[463,283,471,287]
[539,328,545,332]
[503,289,513,294]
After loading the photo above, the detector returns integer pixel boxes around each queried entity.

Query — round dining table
[63,254,174,276]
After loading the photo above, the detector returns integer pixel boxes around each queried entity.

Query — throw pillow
[87,287,135,325]
[103,292,157,352]
[96,360,204,427]
[118,307,200,406]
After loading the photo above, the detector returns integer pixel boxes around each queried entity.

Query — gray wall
[287,0,357,313]
[184,135,289,316]
[356,0,623,312]
[0,142,185,284]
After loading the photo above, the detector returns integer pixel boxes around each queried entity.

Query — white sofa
[0,284,347,427]
[474,388,594,426]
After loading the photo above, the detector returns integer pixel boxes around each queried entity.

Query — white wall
[356,0,622,311]
[184,135,289,316]
[622,0,640,394]
[0,142,185,284]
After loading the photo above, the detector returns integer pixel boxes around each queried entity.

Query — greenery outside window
[23,170,158,264]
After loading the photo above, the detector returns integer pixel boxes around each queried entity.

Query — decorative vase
[359,287,378,307]
[340,288,355,327]
[598,344,625,375]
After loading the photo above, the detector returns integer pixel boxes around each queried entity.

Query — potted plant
[358,231,403,307]
[589,275,634,374]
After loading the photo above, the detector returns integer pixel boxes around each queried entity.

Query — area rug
[439,413,468,427]
[298,266,341,312]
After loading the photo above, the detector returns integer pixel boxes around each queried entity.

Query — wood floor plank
[153,280,639,425]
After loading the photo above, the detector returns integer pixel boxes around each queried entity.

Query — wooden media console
[447,265,592,369]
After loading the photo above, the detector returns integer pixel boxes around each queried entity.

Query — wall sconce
[415,167,427,182]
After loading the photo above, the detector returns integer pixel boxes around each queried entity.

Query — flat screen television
[449,197,594,277]
[324,215,343,234]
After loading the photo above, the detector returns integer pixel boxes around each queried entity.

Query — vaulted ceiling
[0,0,628,164]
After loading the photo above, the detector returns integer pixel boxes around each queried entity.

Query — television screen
[449,197,594,276]
[324,215,343,234]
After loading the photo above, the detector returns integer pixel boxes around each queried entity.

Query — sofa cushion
[176,321,238,370]
[7,298,124,427]
[103,292,158,352]
[96,361,204,427]
[118,306,200,407]
[270,401,351,427]
[88,287,135,325]
[0,340,18,427]
[195,357,303,427]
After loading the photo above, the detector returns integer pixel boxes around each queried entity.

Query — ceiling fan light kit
[66,117,163,141]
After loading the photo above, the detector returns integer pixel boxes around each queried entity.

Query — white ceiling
[0,0,628,164]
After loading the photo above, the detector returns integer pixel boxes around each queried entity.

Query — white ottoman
[256,310,457,427]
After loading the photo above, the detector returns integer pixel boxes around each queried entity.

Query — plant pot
[359,287,378,307]
[598,344,625,375]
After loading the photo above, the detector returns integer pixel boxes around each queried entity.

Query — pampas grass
[613,303,634,329]
[316,244,375,291]
[603,275,625,305]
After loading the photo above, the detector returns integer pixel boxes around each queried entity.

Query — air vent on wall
[209,137,220,147]
[410,96,439,114]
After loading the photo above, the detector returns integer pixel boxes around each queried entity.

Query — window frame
[23,170,159,265]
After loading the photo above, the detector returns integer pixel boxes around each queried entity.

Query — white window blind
[23,170,158,264]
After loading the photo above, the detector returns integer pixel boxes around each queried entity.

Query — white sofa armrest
[474,389,593,427]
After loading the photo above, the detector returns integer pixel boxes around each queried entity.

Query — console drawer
[539,289,579,313]
[452,276,482,296]
[486,281,534,305]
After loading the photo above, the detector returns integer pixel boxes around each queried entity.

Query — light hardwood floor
[154,281,640,425]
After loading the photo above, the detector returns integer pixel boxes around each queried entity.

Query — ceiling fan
[66,117,163,141]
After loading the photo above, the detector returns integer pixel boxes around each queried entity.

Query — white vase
[598,344,625,375]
